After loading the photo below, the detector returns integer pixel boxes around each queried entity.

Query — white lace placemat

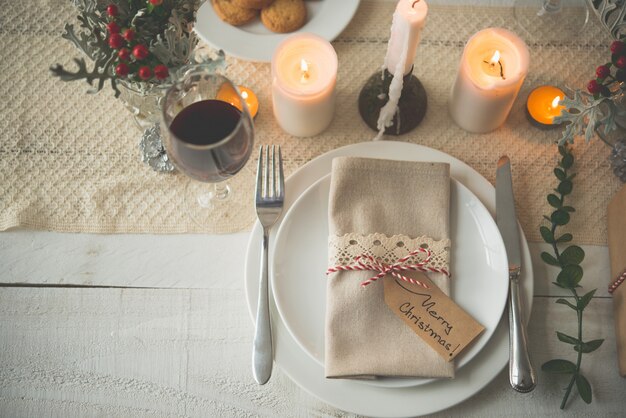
[0,0,621,244]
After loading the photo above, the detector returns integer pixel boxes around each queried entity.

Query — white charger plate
[244,141,534,417]
[272,173,509,388]
[194,0,361,62]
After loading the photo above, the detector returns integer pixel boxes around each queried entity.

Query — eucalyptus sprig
[539,144,604,409]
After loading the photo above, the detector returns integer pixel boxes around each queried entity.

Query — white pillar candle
[271,33,338,137]
[385,0,428,76]
[449,28,530,133]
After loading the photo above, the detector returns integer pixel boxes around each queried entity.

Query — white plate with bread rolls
[195,0,360,62]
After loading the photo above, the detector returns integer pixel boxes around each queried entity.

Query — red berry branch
[587,40,626,98]
[50,0,201,97]
[106,2,169,81]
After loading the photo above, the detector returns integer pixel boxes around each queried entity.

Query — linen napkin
[325,157,454,379]
[607,184,626,377]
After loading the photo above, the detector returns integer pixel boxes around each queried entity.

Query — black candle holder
[358,66,427,135]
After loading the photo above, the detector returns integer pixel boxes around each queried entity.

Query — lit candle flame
[300,59,310,83]
[551,96,561,108]
[490,50,501,65]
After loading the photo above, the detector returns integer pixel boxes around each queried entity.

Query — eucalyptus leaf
[541,252,560,266]
[551,210,570,226]
[542,359,577,374]
[575,374,592,404]
[578,289,596,310]
[540,226,555,243]
[575,339,604,354]
[562,206,576,212]
[547,194,561,208]
[561,246,585,266]
[558,180,573,195]
[556,298,578,310]
[557,265,583,288]
[554,168,566,180]
[556,233,573,243]
[556,331,580,345]
[562,153,574,169]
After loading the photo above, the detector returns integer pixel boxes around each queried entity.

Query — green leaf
[575,339,604,353]
[543,215,552,222]
[575,374,592,404]
[556,233,573,243]
[559,145,567,156]
[547,194,561,208]
[558,180,573,195]
[554,168,566,180]
[542,359,577,374]
[562,206,576,212]
[567,173,577,181]
[560,245,585,266]
[578,289,596,310]
[556,298,578,310]
[561,153,574,169]
[557,265,584,288]
[541,252,560,266]
[557,331,580,345]
[540,226,555,243]
[553,281,567,289]
[551,210,570,226]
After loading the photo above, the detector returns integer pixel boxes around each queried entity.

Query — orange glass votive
[526,85,566,127]
[217,84,259,118]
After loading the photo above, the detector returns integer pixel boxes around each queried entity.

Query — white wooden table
[1,1,625,416]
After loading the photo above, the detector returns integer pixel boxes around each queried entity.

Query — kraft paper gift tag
[325,157,455,379]
[607,184,626,377]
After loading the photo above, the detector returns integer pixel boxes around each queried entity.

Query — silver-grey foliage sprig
[50,0,203,98]
[553,90,619,145]
[50,1,122,96]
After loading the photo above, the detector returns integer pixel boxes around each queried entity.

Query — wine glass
[161,69,254,224]
[514,0,589,42]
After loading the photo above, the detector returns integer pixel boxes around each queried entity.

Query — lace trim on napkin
[328,233,450,271]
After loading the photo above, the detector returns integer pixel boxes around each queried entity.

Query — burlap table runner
[0,0,621,243]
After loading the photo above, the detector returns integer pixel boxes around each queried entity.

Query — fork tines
[256,145,284,204]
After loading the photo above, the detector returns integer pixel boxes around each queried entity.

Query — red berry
[611,40,625,55]
[108,33,124,49]
[154,64,169,80]
[138,66,152,80]
[132,44,149,60]
[587,79,601,94]
[596,65,611,79]
[149,0,163,5]
[115,63,129,77]
[617,56,626,69]
[118,48,130,61]
[106,21,120,33]
[123,28,135,42]
[106,4,118,17]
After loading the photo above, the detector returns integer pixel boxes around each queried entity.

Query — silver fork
[252,145,284,385]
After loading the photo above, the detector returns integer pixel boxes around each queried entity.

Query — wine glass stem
[213,183,231,201]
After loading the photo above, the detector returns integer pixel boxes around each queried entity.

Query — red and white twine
[326,248,450,288]
[609,268,626,294]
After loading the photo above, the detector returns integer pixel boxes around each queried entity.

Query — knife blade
[496,156,537,393]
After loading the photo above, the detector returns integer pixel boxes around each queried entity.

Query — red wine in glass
[168,99,253,183]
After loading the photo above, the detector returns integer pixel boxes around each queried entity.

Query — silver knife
[496,156,537,393]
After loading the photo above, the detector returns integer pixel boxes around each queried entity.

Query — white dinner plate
[272,173,509,388]
[194,0,360,62]
[244,141,534,417]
